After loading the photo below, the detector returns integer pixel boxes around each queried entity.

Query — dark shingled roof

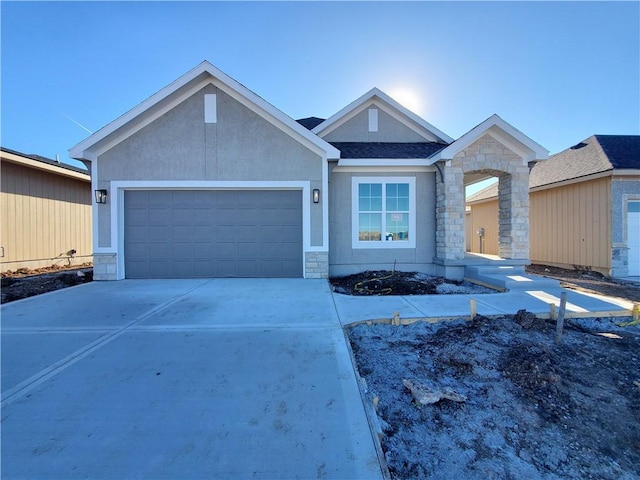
[296,117,325,130]
[466,134,640,203]
[1,146,89,175]
[329,142,448,159]
[593,135,640,169]
[531,135,639,189]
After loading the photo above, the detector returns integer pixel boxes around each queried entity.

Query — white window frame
[351,176,416,249]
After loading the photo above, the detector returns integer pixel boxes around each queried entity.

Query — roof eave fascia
[530,170,615,192]
[1,151,90,181]
[611,168,640,177]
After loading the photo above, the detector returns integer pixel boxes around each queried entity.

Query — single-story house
[70,61,548,281]
[466,135,640,277]
[1,147,92,272]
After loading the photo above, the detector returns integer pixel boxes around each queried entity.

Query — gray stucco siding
[96,87,325,249]
[328,167,437,276]
[323,108,428,143]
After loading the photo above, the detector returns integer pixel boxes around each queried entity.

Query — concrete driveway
[1,279,383,479]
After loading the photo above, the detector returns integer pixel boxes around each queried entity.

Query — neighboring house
[1,147,92,272]
[70,61,547,281]
[466,135,640,277]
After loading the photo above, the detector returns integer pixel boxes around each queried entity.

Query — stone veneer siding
[436,135,531,261]
[305,251,329,279]
[610,177,640,277]
[93,253,117,281]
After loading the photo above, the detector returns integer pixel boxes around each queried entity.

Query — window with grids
[353,177,415,248]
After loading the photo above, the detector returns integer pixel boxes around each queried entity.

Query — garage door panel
[193,261,214,276]
[127,208,149,224]
[193,225,217,240]
[127,243,149,260]
[147,242,169,258]
[172,242,194,258]
[217,242,238,257]
[147,226,170,239]
[192,208,214,224]
[193,243,213,258]
[281,225,303,241]
[281,260,301,276]
[218,228,239,242]
[238,243,257,258]
[217,208,239,224]
[174,225,194,240]
[146,207,168,223]
[237,261,257,277]
[216,260,238,277]
[125,190,302,278]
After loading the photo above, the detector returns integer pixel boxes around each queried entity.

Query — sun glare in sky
[388,87,423,116]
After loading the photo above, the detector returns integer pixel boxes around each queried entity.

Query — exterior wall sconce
[313,189,320,204]
[95,189,108,204]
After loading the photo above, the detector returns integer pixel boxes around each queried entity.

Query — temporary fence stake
[550,303,557,321]
[470,299,477,321]
[555,292,567,345]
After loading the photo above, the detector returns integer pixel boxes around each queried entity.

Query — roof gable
[432,114,548,164]
[70,61,339,161]
[311,88,453,144]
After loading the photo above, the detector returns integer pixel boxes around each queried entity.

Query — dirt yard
[337,267,640,479]
[1,264,93,304]
[330,271,495,296]
[348,314,640,480]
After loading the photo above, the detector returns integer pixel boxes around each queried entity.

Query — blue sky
[2,1,639,185]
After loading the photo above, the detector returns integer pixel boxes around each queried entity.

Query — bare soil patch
[330,271,494,296]
[348,314,640,480]
[1,264,93,304]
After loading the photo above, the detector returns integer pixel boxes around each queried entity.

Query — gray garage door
[124,190,302,278]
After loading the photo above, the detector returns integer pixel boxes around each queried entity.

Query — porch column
[497,169,530,259]
[435,164,466,261]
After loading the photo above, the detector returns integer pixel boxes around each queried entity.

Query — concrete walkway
[331,281,635,325]
[1,279,382,480]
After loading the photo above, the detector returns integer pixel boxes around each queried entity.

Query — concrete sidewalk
[331,283,635,325]
[1,279,383,480]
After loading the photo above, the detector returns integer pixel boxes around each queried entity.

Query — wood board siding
[1,161,92,271]
[466,201,499,255]
[529,177,611,272]
[467,176,612,273]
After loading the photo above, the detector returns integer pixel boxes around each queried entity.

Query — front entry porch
[429,115,549,282]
